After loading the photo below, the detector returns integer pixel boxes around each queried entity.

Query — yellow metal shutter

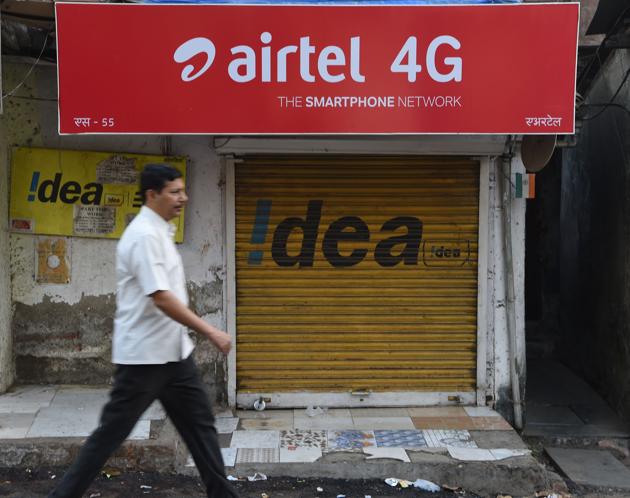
[235,156,478,394]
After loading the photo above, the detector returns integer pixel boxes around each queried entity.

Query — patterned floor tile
[353,416,415,430]
[423,429,478,448]
[411,416,474,430]
[407,407,467,417]
[374,429,427,448]
[464,406,501,418]
[221,448,237,467]
[280,429,328,449]
[327,430,376,451]
[470,417,513,431]
[215,409,234,418]
[350,408,409,418]
[236,409,294,421]
[236,448,279,463]
[296,408,351,418]
[293,416,354,430]
[230,430,279,448]
[215,417,239,434]
[241,418,294,430]
[280,447,322,463]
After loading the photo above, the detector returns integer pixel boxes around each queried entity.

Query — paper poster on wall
[36,237,71,284]
[10,147,187,241]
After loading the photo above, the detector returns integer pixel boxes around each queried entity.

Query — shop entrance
[233,155,481,408]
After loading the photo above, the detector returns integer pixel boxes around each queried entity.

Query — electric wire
[581,65,630,121]
[1,31,50,100]
[577,4,630,91]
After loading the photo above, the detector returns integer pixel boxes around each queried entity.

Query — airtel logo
[173,33,462,84]
[174,38,217,82]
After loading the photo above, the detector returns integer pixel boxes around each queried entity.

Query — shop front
[231,154,484,407]
[22,1,580,415]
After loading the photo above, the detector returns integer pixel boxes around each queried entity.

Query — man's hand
[206,329,232,354]
[151,290,233,355]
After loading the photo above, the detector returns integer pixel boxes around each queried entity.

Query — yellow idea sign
[10,147,187,242]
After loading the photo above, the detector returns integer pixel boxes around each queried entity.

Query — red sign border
[55,2,580,136]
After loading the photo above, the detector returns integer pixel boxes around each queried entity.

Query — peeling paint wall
[489,157,527,421]
[2,58,228,402]
[0,65,14,391]
[559,49,630,421]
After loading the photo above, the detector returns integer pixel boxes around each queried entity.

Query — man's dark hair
[140,164,183,204]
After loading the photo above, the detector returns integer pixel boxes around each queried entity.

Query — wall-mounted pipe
[500,140,523,430]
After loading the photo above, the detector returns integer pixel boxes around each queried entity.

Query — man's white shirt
[112,205,194,364]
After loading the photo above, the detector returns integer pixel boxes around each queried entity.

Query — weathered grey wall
[0,64,14,391]
[2,58,228,403]
[560,49,630,419]
[489,157,527,422]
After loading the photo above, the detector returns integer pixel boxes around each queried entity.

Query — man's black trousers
[48,356,239,498]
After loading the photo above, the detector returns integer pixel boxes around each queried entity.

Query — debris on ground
[412,478,441,492]
[385,477,440,492]
[598,439,630,458]
[248,472,268,481]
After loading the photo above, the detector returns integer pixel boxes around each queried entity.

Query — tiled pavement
[1,386,525,465]
[1,386,560,496]
[210,406,522,466]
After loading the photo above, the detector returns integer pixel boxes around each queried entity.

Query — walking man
[49,164,239,498]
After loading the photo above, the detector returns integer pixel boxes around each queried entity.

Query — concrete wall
[1,56,526,411]
[1,58,229,403]
[488,157,527,421]
[559,49,630,420]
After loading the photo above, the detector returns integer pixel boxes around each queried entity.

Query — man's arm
[151,290,232,354]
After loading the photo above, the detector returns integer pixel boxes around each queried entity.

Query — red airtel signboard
[55,3,579,135]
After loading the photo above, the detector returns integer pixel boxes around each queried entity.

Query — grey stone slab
[526,405,584,426]
[215,417,239,434]
[571,403,629,431]
[0,413,36,439]
[221,448,237,467]
[27,404,150,440]
[469,430,529,450]
[128,420,151,440]
[140,401,166,421]
[27,405,102,438]
[527,361,604,405]
[523,423,630,438]
[51,387,109,408]
[545,447,630,488]
[0,385,57,414]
